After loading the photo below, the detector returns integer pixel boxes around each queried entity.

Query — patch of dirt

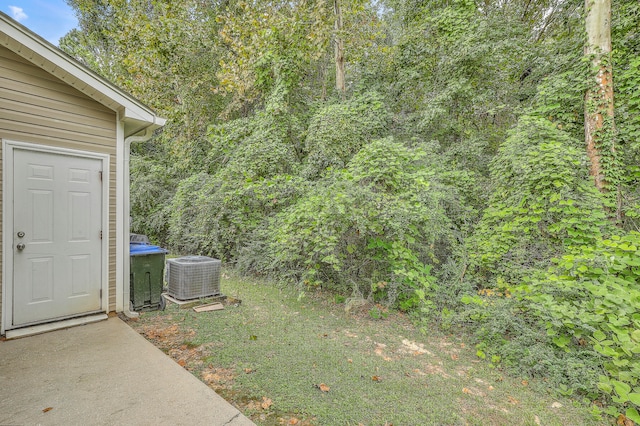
[462,386,486,397]
[399,339,433,356]
[140,323,182,342]
[412,364,452,379]
[201,367,236,389]
[374,342,393,361]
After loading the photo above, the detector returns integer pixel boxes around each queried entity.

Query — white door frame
[1,140,110,334]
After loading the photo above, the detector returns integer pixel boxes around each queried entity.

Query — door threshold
[5,313,108,340]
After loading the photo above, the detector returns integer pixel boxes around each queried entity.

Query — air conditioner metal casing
[166,256,221,300]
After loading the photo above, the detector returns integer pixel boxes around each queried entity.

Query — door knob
[17,231,25,238]
[16,243,25,251]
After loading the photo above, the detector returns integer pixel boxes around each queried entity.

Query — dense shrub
[167,95,304,258]
[244,138,456,311]
[129,154,177,244]
[303,92,390,179]
[468,116,610,284]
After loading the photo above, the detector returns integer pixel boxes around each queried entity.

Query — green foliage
[65,0,640,420]
[469,116,610,283]
[530,35,589,140]
[216,0,331,106]
[384,0,535,177]
[129,153,177,243]
[613,0,640,230]
[519,231,640,417]
[166,172,214,255]
[63,0,227,177]
[303,92,390,179]
[245,138,452,311]
[167,100,306,259]
[457,293,602,396]
[613,0,640,155]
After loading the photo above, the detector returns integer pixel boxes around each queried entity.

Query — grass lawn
[127,270,605,425]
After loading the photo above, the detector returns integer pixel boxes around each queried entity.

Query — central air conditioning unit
[166,256,221,300]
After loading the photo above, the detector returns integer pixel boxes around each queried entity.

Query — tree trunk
[584,0,620,219]
[334,0,346,95]
[584,0,615,186]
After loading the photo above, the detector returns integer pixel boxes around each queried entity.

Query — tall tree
[584,0,619,217]
[334,0,346,94]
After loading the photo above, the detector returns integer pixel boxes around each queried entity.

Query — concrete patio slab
[0,316,254,426]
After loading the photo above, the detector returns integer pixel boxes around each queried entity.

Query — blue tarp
[130,242,167,256]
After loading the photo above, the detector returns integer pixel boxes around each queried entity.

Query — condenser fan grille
[166,256,221,300]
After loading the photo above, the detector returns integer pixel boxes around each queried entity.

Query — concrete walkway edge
[0,317,255,425]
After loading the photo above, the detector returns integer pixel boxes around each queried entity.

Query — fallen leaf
[488,385,494,391]
[617,414,634,426]
[551,402,563,409]
[451,354,459,360]
[202,371,221,382]
[521,380,529,386]
[347,359,353,363]
[316,383,330,392]
[42,407,53,413]
[507,396,519,405]
[244,368,253,374]
[534,415,541,425]
[288,418,299,425]
[372,375,382,382]
[261,397,273,410]
[177,359,186,367]
[462,388,472,394]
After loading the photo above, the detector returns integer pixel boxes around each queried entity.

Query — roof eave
[0,12,166,133]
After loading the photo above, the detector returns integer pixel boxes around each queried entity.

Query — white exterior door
[11,148,103,327]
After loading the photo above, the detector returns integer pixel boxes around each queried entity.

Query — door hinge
[99,230,103,240]
[100,288,103,299]
[99,171,103,181]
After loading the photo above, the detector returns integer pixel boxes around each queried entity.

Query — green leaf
[613,380,631,399]
[593,330,606,341]
[627,407,640,423]
[553,335,571,348]
[628,393,640,406]
[597,382,613,394]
